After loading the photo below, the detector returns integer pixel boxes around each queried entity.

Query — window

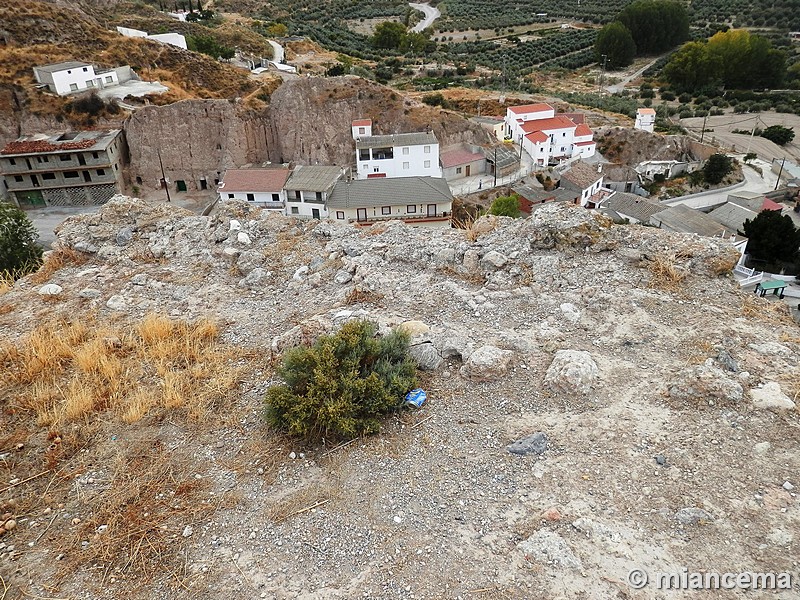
[228,193,234,199]
[424,160,431,168]
[92,152,98,159]
[359,149,370,161]
[403,162,410,170]
[8,158,14,165]
[563,132,566,137]
[402,147,409,155]
[14,175,23,182]
[82,67,88,72]
[336,211,345,220]
[96,169,105,176]
[272,193,280,202]
[60,154,71,162]
[295,190,302,201]
[358,127,365,134]
[36,156,44,163]
[381,206,392,215]
[85,80,94,87]
[315,191,322,201]
[424,145,431,154]
[42,173,56,180]
[456,167,462,174]
[373,167,379,173]
[407,205,416,213]
[246,193,255,202]
[69,83,78,91]
[105,76,113,83]
[64,171,79,179]
[373,147,393,160]
[291,207,299,214]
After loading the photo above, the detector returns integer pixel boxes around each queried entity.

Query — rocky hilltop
[1,201,799,599]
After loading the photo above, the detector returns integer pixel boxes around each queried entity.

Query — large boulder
[544,350,598,394]
[460,345,513,382]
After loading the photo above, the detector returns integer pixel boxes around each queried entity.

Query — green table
[755,280,787,299]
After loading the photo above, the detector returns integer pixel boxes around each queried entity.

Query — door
[176,180,187,192]
[465,165,471,177]
[427,204,436,217]
[357,208,367,222]
[312,208,320,220]
[31,174,40,187]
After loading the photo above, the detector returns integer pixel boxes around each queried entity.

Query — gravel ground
[1,197,798,599]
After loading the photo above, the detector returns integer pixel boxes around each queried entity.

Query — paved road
[409,2,440,32]
[27,206,98,249]
[268,40,284,64]
[662,157,779,210]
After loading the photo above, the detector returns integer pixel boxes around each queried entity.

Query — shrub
[264,320,417,440]
[488,194,521,218]
[760,125,795,146]
[703,153,733,185]
[0,202,43,279]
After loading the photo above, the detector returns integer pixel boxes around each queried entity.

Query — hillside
[1,199,798,599]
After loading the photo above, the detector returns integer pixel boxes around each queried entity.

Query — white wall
[222,190,286,209]
[285,190,329,218]
[522,137,550,165]
[635,113,655,132]
[505,106,555,140]
[330,201,452,227]
[357,143,442,179]
[148,33,188,49]
[443,158,486,181]
[352,123,372,139]
[48,65,97,95]
[117,26,148,38]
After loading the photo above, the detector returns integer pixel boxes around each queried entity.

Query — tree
[0,202,43,279]
[264,320,417,440]
[265,23,288,37]
[617,0,689,54]
[488,195,522,218]
[743,210,800,264]
[372,21,407,49]
[760,125,795,146]
[744,152,757,163]
[702,153,733,184]
[594,22,636,70]
[662,41,722,92]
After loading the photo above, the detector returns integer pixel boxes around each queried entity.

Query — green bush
[0,202,43,279]
[264,320,418,440]
[488,194,521,218]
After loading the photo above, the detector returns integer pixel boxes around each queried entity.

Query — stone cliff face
[123,76,492,191]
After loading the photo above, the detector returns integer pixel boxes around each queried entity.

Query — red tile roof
[574,141,596,147]
[521,115,577,133]
[352,119,372,127]
[441,148,484,168]
[562,112,585,124]
[637,108,656,115]
[525,131,549,144]
[762,198,783,211]
[508,103,553,115]
[220,169,290,193]
[574,123,593,137]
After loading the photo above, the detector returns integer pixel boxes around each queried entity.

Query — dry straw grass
[0,313,251,428]
[647,254,687,289]
[741,296,794,325]
[29,247,89,284]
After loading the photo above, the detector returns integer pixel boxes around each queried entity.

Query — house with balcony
[218,168,290,211]
[326,176,452,228]
[0,130,126,207]
[283,165,346,219]
[504,103,596,166]
[33,61,126,96]
[559,160,606,208]
[352,120,442,179]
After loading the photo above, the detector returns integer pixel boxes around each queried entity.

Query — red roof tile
[525,131,549,144]
[637,108,656,115]
[508,103,554,114]
[220,169,290,193]
[1,139,95,155]
[352,119,372,127]
[521,115,577,133]
[762,198,783,211]
[562,112,585,124]
[574,123,593,137]
[441,148,484,168]
[574,140,596,146]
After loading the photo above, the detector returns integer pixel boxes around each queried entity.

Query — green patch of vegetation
[743,210,800,266]
[264,320,417,441]
[187,34,235,59]
[488,195,522,218]
[0,202,43,280]
[702,153,734,185]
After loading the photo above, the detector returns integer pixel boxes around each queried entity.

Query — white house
[218,168,290,211]
[326,177,452,228]
[284,165,345,219]
[505,103,596,166]
[559,160,606,208]
[352,119,373,139]
[353,121,442,179]
[634,108,656,133]
[33,61,120,96]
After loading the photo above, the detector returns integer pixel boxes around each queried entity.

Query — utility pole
[745,115,761,156]
[493,147,498,187]
[157,148,171,203]
[699,113,708,144]
[775,157,786,191]
[598,54,607,94]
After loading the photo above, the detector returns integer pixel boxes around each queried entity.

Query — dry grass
[741,296,794,325]
[344,287,385,306]
[0,313,255,428]
[0,271,14,296]
[265,478,342,523]
[647,254,687,289]
[29,248,90,284]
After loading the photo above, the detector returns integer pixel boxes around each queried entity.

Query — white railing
[734,264,764,287]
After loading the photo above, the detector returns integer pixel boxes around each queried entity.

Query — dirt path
[409,2,440,32]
